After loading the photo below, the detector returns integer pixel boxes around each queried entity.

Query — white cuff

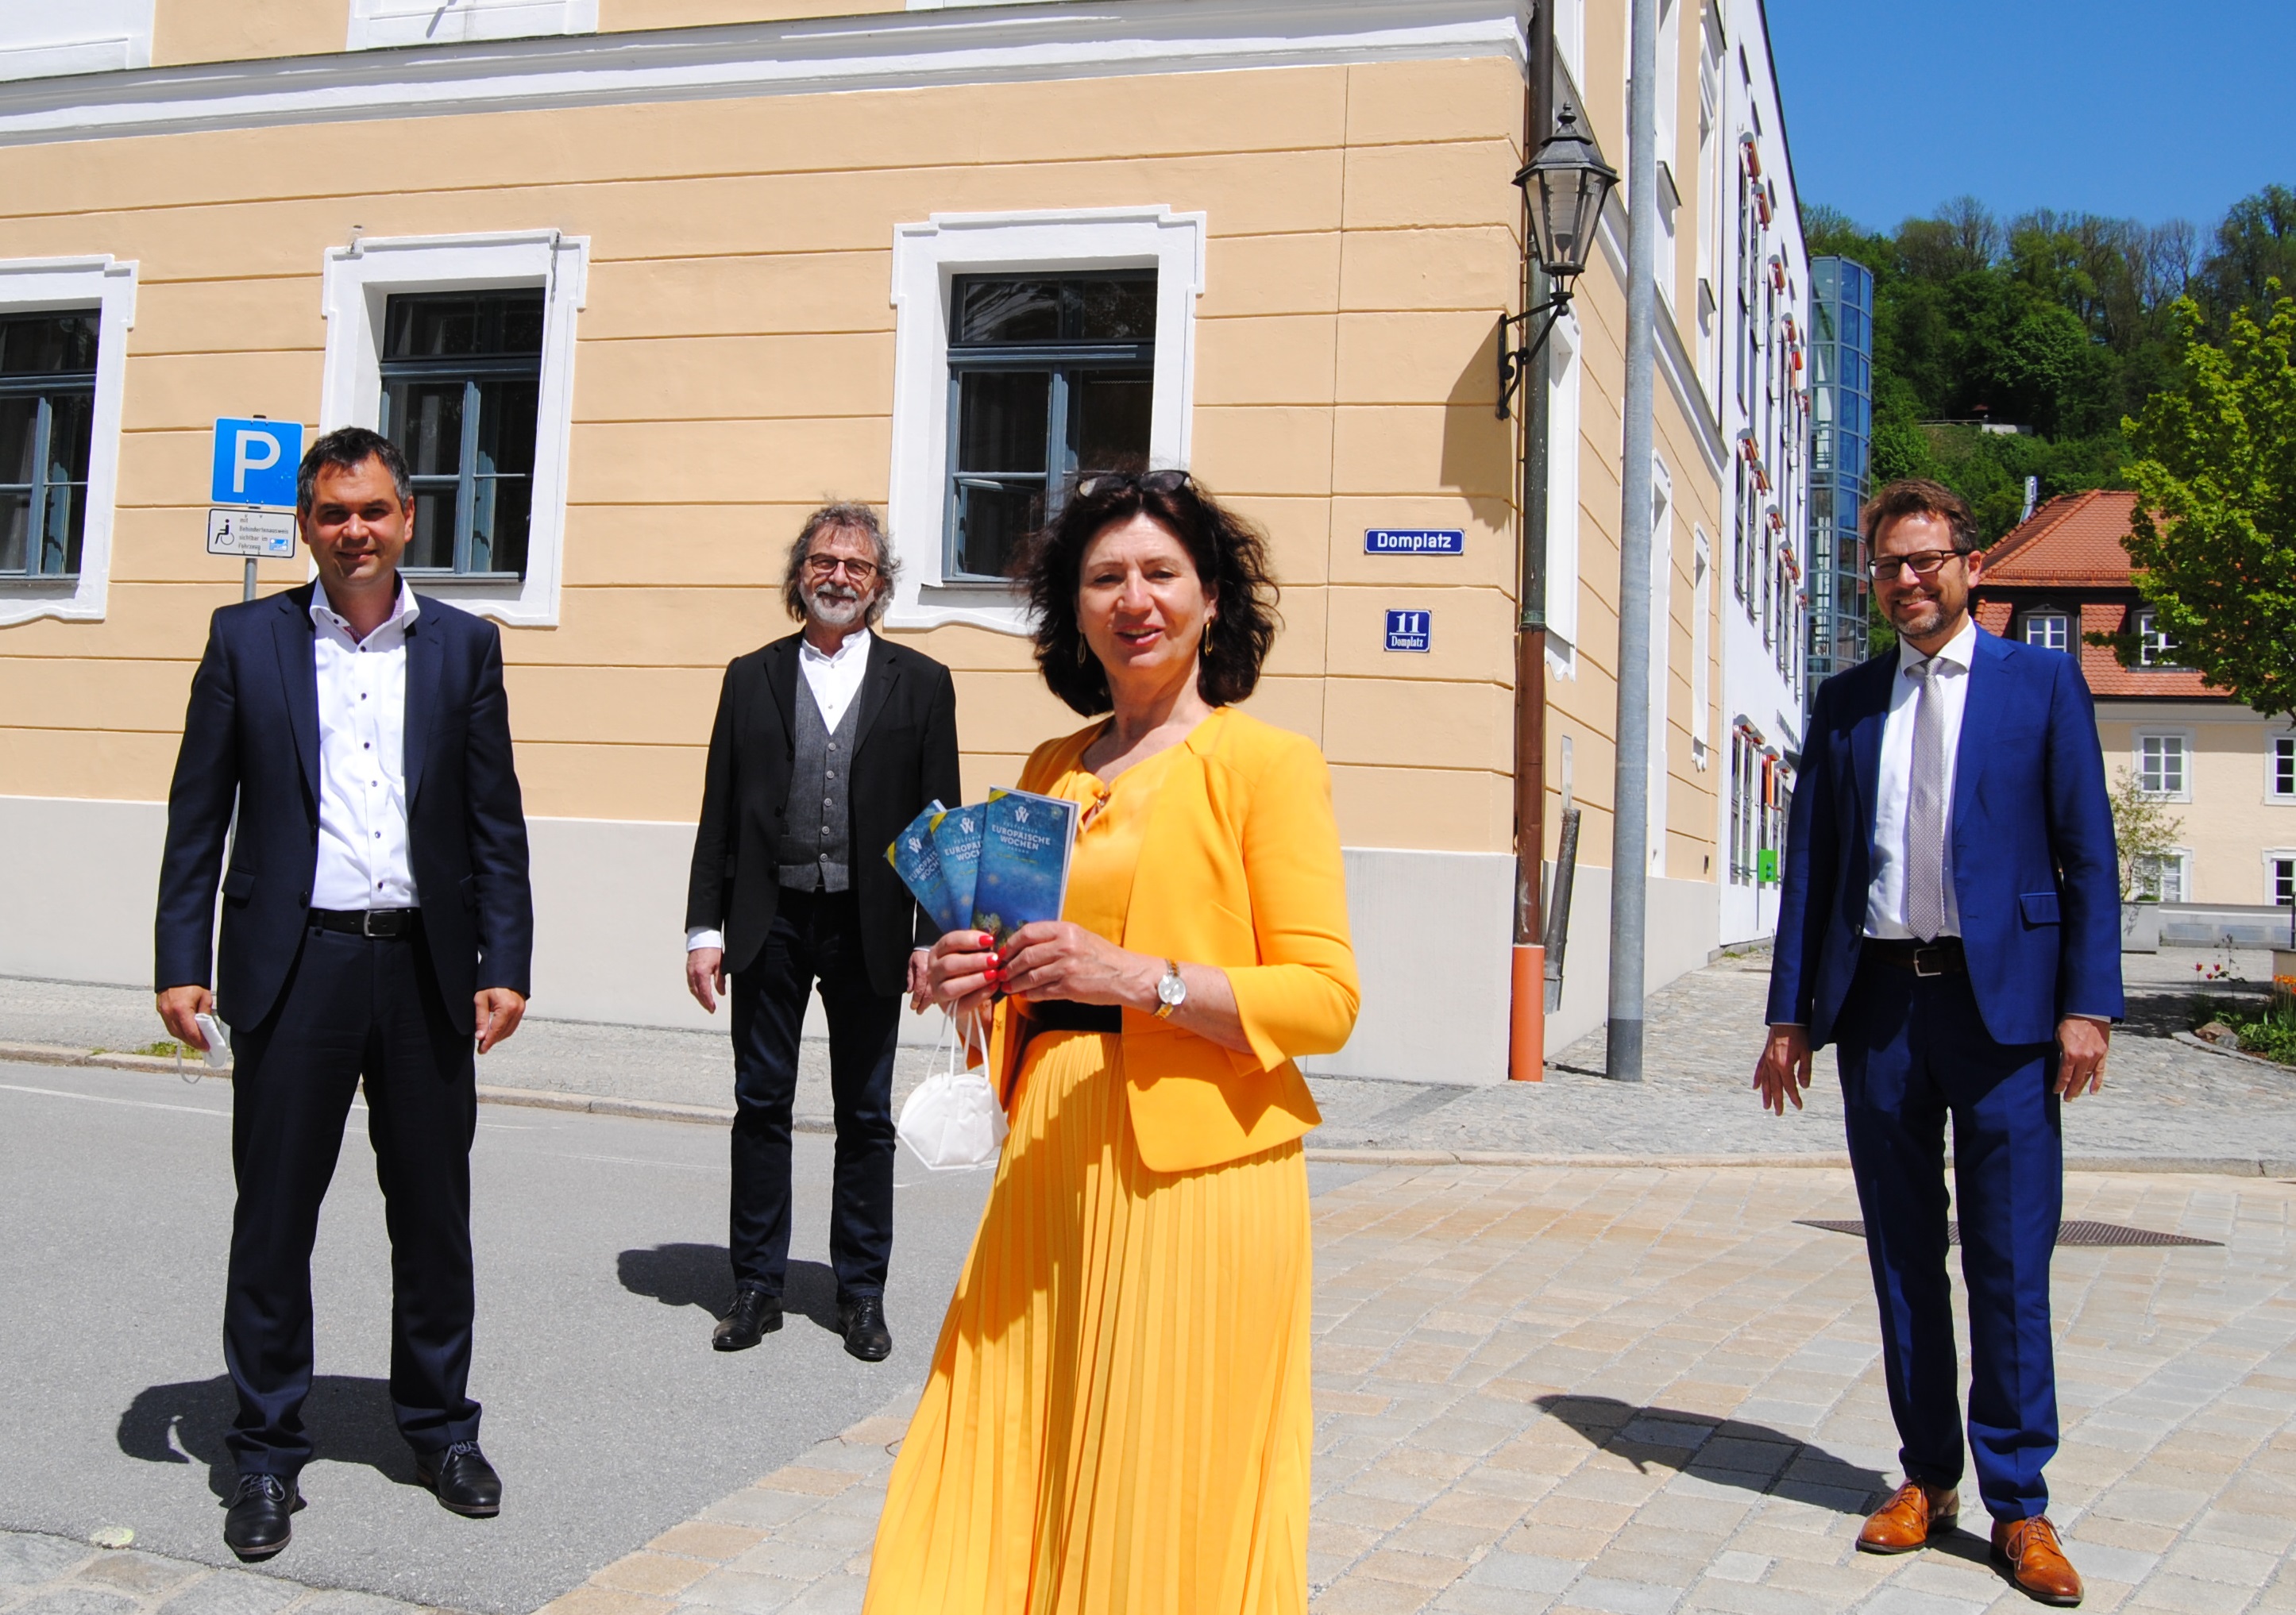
[686,928,725,954]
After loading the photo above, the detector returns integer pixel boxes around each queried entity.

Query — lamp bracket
[1496,292,1572,421]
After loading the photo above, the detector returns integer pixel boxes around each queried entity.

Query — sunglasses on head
[1073,468,1194,500]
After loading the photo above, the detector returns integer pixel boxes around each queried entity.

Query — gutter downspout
[1509,2,1557,1082]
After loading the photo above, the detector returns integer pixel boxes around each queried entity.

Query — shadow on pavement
[616,1243,843,1334]
[118,1374,413,1498]
[1535,1393,1888,1515]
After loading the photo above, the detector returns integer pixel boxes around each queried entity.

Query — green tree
[2120,291,2296,723]
[2105,766,2184,899]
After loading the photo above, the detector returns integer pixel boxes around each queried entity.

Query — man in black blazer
[686,503,960,1362]
[156,427,532,1561]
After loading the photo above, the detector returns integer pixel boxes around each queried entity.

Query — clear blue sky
[1765,0,2296,235]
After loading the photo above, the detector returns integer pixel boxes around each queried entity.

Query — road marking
[0,1081,230,1119]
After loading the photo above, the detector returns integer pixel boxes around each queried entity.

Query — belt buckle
[1913,945,1945,977]
[361,910,384,938]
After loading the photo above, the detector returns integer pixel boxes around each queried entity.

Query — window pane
[474,377,539,478]
[0,312,98,376]
[386,380,465,477]
[2277,738,2294,796]
[384,292,544,358]
[469,473,531,576]
[955,280,1062,346]
[43,390,92,484]
[0,395,35,487]
[0,492,25,572]
[407,489,457,571]
[1069,371,1152,473]
[953,480,1041,580]
[955,370,1051,472]
[1077,278,1156,341]
[2276,858,2294,905]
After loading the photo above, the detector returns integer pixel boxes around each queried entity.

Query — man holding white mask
[685,504,962,1362]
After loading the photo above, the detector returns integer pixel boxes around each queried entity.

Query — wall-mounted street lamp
[1497,103,1619,420]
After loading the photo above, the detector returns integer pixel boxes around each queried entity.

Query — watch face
[1159,968,1186,1005]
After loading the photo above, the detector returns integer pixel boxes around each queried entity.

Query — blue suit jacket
[155,582,534,1035]
[1765,626,2123,1049]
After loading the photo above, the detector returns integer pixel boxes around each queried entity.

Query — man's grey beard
[806,584,869,628]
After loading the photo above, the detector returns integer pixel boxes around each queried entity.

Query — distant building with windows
[1805,255,1872,696]
[1974,490,2296,911]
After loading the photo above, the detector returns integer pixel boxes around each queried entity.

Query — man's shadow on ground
[615,1242,843,1334]
[118,1374,415,1500]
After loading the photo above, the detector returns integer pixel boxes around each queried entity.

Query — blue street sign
[1365,528,1465,555]
[1383,609,1431,652]
[209,418,303,509]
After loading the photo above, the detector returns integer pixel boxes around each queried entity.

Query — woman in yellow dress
[862,471,1359,1615]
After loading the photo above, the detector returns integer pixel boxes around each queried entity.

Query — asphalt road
[0,1058,998,1614]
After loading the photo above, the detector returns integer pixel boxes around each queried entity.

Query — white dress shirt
[685,629,874,954]
[310,581,421,912]
[1865,614,1974,939]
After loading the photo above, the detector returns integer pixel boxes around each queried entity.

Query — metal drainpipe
[1508,2,1557,1082]
[1607,0,1661,1081]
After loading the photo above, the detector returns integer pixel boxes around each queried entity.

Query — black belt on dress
[1027,999,1122,1033]
[1864,936,1964,977]
[309,908,422,939]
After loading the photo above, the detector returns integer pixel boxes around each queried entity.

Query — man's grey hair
[782,503,897,626]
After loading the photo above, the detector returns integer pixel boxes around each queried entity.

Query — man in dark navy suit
[155,427,533,1561]
[1758,479,2120,1607]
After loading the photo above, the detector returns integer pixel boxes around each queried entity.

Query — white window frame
[1544,311,1583,676]
[2022,608,2070,651]
[2135,730,2192,802]
[2267,849,2296,908]
[2136,607,2182,668]
[0,256,136,628]
[1553,0,1587,86]
[318,230,586,629]
[1648,457,1673,873]
[2271,732,2296,804]
[884,206,1204,636]
[0,1,152,81]
[347,0,596,50]
[1689,526,1711,769]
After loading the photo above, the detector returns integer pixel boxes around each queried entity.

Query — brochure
[886,801,964,936]
[970,787,1079,947]
[929,804,986,933]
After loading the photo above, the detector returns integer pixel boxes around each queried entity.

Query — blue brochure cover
[886,801,963,935]
[970,787,1079,947]
[929,804,986,934]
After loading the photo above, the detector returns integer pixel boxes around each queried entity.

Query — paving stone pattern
[536,1164,2296,1615]
[0,1535,444,1615]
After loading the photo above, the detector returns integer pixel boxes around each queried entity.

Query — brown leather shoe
[1993,1515,2083,1606]
[1857,1480,1959,1553]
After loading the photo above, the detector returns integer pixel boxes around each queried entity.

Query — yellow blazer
[986,707,1360,1174]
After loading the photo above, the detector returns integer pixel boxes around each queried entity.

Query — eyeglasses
[1073,468,1194,500]
[1869,549,1967,582]
[803,553,881,582]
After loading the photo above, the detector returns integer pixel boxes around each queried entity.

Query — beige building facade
[0,0,1789,1078]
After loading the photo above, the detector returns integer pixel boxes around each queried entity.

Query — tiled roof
[1970,488,2222,699]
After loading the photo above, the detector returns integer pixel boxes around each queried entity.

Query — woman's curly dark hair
[1017,471,1281,716]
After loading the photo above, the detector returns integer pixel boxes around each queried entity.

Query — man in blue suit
[155,427,533,1561]
[1758,479,2120,1606]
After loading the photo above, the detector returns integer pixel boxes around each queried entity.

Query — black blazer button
[299,891,311,906]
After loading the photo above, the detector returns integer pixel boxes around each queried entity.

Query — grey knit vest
[778,672,863,892]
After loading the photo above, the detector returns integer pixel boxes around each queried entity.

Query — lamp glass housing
[1516,106,1617,284]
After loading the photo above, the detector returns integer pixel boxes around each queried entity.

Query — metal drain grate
[1796,1219,2220,1248]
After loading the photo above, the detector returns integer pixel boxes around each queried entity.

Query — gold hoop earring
[1075,634,1090,665]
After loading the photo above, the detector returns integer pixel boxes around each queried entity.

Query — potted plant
[2107,767,2182,954]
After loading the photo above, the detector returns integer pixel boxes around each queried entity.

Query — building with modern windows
[1974,490,2296,919]
[0,0,1810,1077]
[1806,254,1872,693]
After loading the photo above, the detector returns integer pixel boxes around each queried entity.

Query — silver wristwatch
[1154,959,1187,1019]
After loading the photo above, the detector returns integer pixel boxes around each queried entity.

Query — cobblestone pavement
[0,1529,448,1615]
[534,1163,2296,1615]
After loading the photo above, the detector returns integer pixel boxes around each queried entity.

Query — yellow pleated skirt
[862,1028,1313,1615]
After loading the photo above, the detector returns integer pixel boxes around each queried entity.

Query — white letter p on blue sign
[209,418,304,509]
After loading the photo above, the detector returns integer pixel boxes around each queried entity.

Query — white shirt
[1865,614,1974,939]
[311,580,421,912]
[685,629,874,954]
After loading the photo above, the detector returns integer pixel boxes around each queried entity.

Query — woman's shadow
[615,1242,843,1333]
[118,1374,415,1499]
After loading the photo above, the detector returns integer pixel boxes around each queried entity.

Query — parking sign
[209,418,303,509]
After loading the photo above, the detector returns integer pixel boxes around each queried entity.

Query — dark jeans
[728,888,900,1302]
[1835,958,2063,1522]
[224,923,480,1478]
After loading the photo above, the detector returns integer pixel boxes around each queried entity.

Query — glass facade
[1807,256,1873,696]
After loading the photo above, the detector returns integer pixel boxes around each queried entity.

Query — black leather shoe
[713,1288,783,1351]
[415,1440,501,1517]
[222,1473,301,1561]
[839,1294,892,1362]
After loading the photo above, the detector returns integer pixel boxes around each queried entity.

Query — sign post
[207,417,303,602]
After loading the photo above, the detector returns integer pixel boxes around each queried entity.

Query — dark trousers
[1835,958,2063,1522]
[728,888,899,1301]
[223,923,480,1477]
